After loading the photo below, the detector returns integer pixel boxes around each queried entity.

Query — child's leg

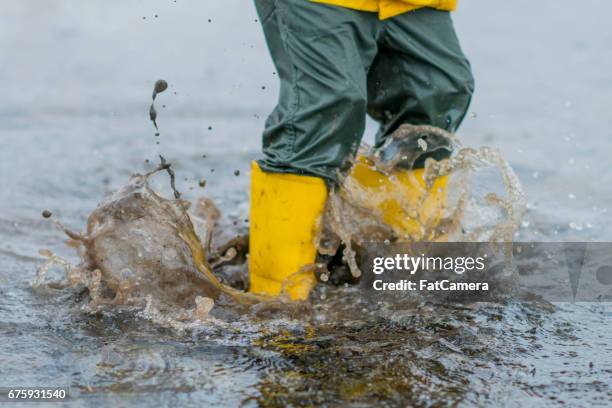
[367,8,475,147]
[254,0,379,182]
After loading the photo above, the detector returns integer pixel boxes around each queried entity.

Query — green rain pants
[254,0,475,182]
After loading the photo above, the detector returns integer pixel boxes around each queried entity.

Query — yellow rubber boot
[249,162,328,300]
[347,156,448,241]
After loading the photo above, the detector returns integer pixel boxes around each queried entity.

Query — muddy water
[1,1,611,407]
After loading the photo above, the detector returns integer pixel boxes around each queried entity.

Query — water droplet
[154,79,168,94]
[417,138,428,151]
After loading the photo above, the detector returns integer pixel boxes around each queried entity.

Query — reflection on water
[9,272,611,406]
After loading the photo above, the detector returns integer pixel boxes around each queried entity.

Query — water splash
[36,125,526,327]
[320,124,527,278]
[149,79,168,135]
[36,158,269,325]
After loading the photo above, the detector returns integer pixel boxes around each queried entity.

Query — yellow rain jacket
[311,0,457,20]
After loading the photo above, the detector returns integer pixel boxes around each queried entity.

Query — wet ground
[1,1,611,406]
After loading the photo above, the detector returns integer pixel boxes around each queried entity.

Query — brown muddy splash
[149,79,167,135]
[35,159,266,326]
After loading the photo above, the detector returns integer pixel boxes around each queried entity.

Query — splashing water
[320,124,527,279]
[149,79,168,136]
[35,125,526,329]
[34,158,276,330]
